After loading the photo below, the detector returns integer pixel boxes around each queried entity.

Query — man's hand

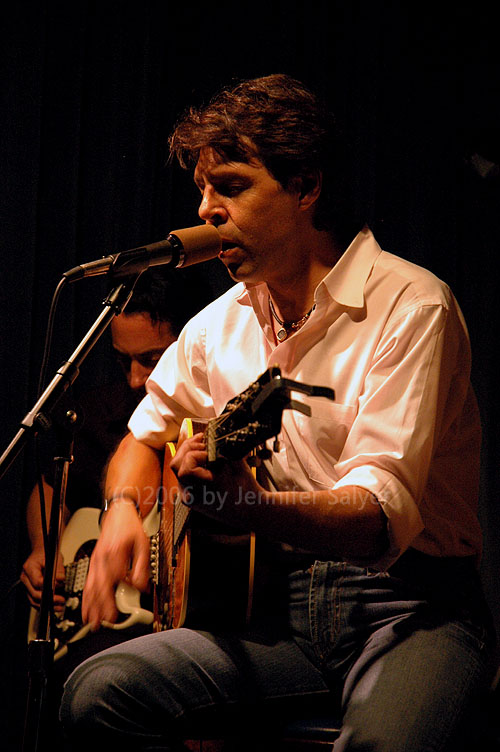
[169,432,264,520]
[169,432,213,491]
[168,433,388,563]
[82,501,151,630]
[21,547,66,612]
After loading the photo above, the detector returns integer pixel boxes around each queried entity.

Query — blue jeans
[60,551,495,751]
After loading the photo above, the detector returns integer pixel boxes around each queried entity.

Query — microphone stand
[0,276,140,752]
[22,409,76,752]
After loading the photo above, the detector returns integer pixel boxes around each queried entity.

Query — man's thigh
[334,615,492,752]
[61,626,331,748]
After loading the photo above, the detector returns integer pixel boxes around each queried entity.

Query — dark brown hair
[169,74,363,238]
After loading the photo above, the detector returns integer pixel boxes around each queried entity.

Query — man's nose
[128,360,150,391]
[198,188,227,225]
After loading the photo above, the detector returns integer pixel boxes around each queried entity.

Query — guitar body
[153,419,256,633]
[152,368,334,634]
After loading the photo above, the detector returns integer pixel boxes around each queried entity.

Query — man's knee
[60,657,112,732]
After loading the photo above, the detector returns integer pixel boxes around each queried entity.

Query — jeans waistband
[387,548,478,579]
[270,547,480,584]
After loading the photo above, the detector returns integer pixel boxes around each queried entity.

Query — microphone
[63,225,222,282]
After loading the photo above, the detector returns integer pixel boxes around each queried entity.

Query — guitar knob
[59,619,76,632]
[66,597,80,610]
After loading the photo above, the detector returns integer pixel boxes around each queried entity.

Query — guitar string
[201,385,263,453]
[208,391,259,435]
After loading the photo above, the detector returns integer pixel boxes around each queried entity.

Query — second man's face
[111,313,176,398]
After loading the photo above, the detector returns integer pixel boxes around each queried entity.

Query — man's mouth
[219,241,237,257]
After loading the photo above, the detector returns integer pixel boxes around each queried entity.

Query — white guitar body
[28,505,160,660]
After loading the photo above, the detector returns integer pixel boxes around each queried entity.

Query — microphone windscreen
[170,225,221,267]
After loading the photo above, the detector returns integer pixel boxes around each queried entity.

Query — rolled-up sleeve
[333,298,471,568]
[128,314,216,448]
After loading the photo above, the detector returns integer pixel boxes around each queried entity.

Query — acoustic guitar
[152,365,334,632]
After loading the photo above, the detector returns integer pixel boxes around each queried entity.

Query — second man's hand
[82,500,150,630]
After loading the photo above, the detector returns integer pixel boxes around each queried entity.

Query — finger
[21,560,44,589]
[179,449,209,474]
[82,556,123,628]
[170,435,206,470]
[20,572,42,607]
[56,553,66,581]
[180,465,214,485]
[185,431,205,447]
[82,578,118,631]
[21,574,66,610]
[171,455,211,485]
[129,539,152,592]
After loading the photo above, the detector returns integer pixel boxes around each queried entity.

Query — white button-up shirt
[129,227,482,568]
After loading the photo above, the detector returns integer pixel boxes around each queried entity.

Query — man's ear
[293,170,322,210]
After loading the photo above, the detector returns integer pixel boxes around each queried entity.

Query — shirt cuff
[128,393,177,448]
[333,465,425,570]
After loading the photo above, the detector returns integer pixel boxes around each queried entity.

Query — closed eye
[115,350,164,371]
[195,178,250,199]
[218,182,245,197]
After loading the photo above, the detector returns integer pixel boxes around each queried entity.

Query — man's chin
[222,259,261,285]
[224,262,244,281]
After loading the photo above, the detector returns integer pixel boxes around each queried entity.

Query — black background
[1,2,498,749]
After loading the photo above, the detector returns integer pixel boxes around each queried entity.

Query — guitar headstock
[205,367,334,463]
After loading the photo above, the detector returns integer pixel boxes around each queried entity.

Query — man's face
[194,147,306,286]
[110,313,176,398]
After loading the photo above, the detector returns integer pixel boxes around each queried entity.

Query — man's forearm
[104,432,163,517]
[25,476,71,549]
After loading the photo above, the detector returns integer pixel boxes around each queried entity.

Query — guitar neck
[167,418,207,550]
[173,498,191,548]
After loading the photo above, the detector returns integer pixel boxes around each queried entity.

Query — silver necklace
[269,296,315,342]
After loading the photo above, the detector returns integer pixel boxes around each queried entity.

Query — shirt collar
[320,226,382,309]
[238,226,382,312]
